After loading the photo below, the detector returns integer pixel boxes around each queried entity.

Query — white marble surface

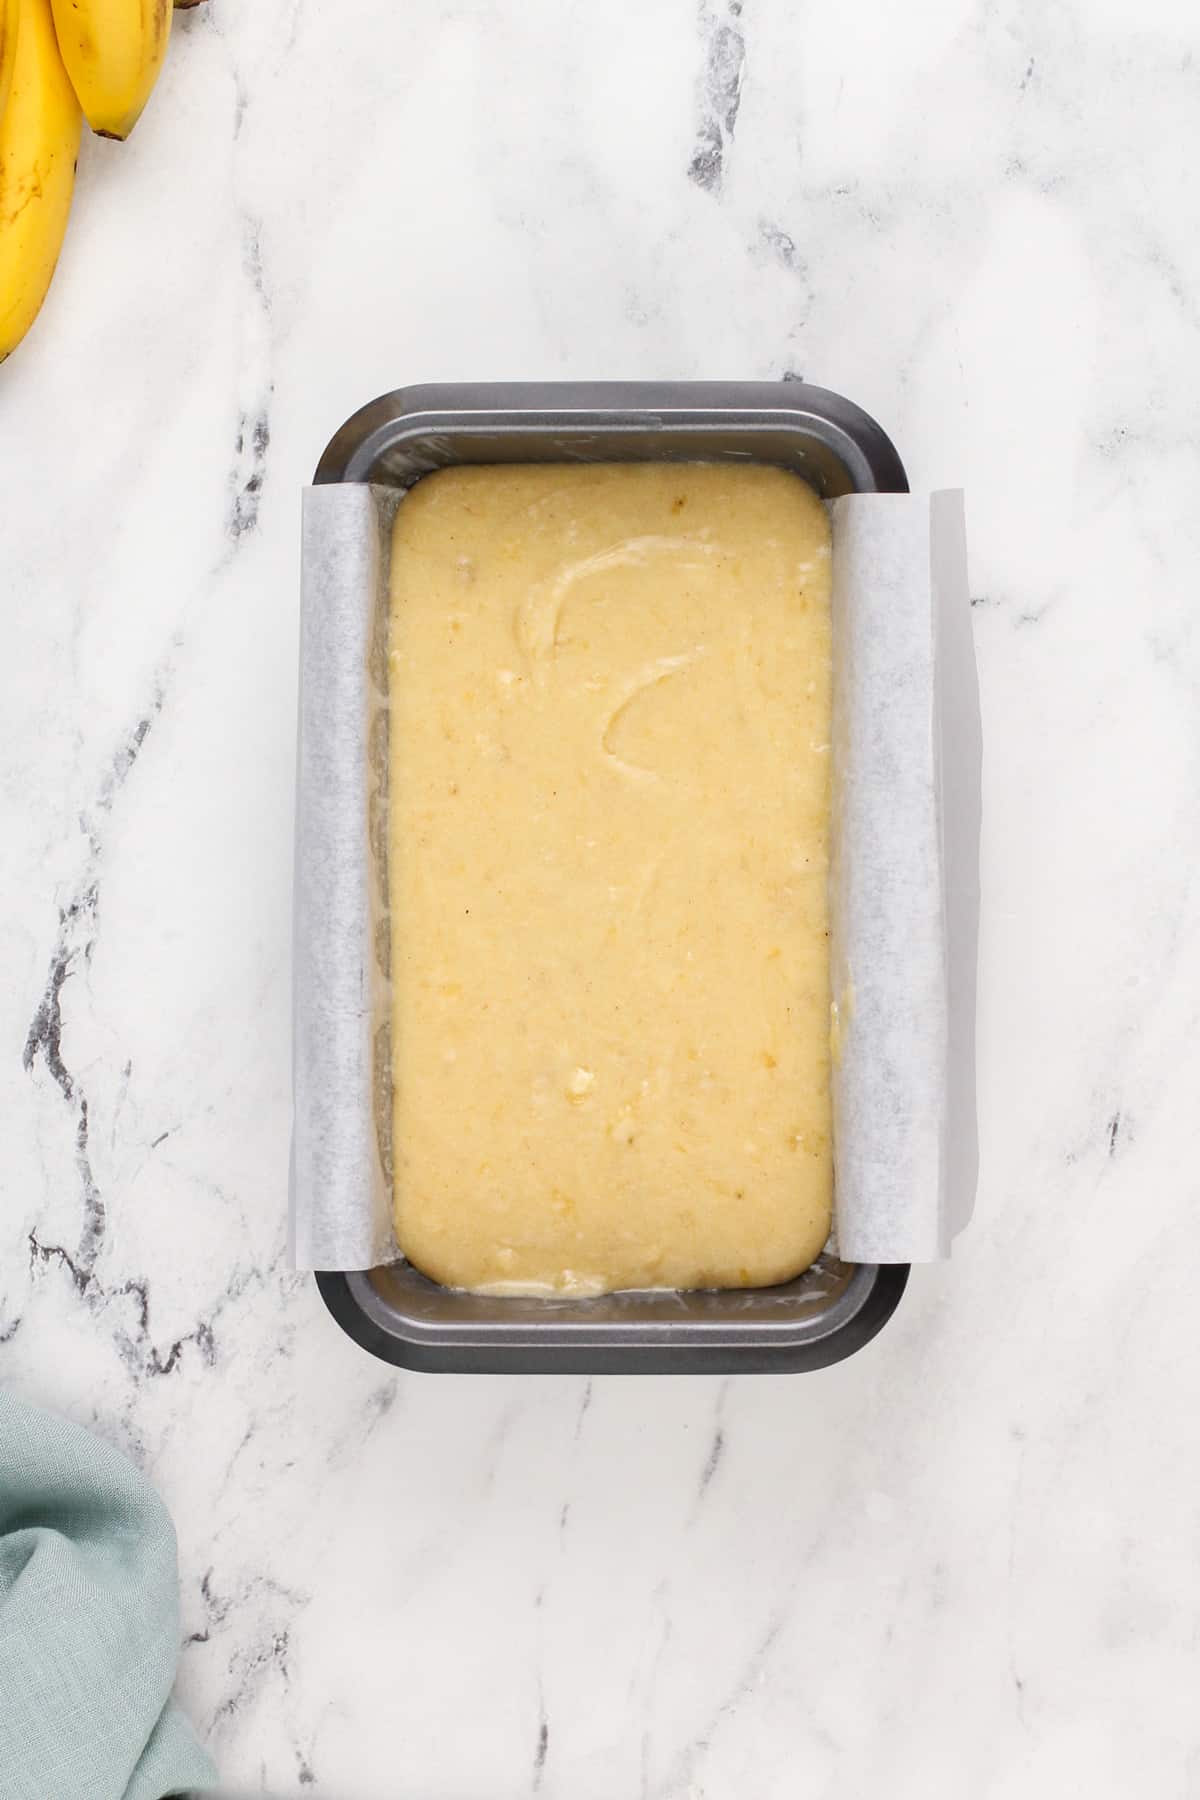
[3,0,1200,1793]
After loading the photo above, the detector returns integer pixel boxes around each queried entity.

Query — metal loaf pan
[310,380,910,1375]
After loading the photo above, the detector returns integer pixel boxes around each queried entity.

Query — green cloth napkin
[0,1389,217,1800]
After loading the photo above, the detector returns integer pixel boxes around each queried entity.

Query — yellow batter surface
[388,462,833,1294]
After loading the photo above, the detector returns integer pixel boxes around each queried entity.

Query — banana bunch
[0,0,200,361]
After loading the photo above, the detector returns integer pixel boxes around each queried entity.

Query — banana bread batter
[388,462,833,1294]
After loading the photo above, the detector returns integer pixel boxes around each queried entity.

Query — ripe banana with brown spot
[0,0,81,361]
[0,0,20,118]
[50,0,170,139]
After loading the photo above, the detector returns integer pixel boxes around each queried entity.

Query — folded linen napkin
[0,1389,216,1800]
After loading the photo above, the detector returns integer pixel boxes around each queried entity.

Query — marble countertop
[4,0,1200,1793]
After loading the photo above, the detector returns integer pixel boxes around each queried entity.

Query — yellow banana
[50,0,170,139]
[0,0,80,361]
[0,0,19,120]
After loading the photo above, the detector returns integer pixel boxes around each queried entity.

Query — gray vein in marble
[1127,223,1200,337]
[228,402,271,541]
[108,1056,134,1153]
[694,1379,729,1506]
[279,0,304,57]
[697,1426,726,1496]
[22,691,165,1293]
[306,1366,402,1484]
[27,1228,219,1382]
[22,925,105,1282]
[90,706,161,847]
[196,0,247,136]
[219,1420,259,1494]
[476,1398,522,1497]
[688,0,746,194]
[224,217,273,549]
[226,412,271,540]
[233,72,249,139]
[23,927,82,1103]
[115,1293,217,1380]
[531,1689,549,1793]
[212,1629,292,1730]
[972,586,1059,628]
[557,1382,596,1540]
[185,1569,233,1648]
[186,1569,312,1738]
[758,220,803,273]
[663,1606,790,1794]
[24,850,290,1386]
[365,1379,397,1422]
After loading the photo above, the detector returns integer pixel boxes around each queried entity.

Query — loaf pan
[309,380,910,1374]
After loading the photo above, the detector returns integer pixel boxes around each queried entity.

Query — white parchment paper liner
[829,492,979,1259]
[290,483,979,1272]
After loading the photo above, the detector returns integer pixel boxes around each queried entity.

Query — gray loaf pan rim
[308,380,910,1374]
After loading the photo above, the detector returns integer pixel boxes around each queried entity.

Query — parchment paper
[828,491,979,1260]
[290,483,979,1272]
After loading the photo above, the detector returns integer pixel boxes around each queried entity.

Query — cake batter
[387,461,833,1294]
